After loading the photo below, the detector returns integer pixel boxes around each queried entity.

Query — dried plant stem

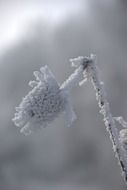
[86,55,127,181]
[61,54,127,181]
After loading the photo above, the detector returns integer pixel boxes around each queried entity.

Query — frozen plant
[13,66,74,135]
[13,54,127,182]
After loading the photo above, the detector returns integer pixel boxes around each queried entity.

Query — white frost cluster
[13,66,72,135]
[119,129,127,151]
[114,117,127,151]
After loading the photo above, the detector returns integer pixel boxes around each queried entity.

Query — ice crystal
[114,116,127,128]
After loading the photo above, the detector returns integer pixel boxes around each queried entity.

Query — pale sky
[0,0,87,52]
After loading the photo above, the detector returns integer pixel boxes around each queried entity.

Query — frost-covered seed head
[12,65,68,135]
[12,55,95,135]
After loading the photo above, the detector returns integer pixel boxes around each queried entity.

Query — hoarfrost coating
[12,66,71,135]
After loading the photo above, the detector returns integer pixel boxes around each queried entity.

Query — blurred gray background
[0,0,127,189]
